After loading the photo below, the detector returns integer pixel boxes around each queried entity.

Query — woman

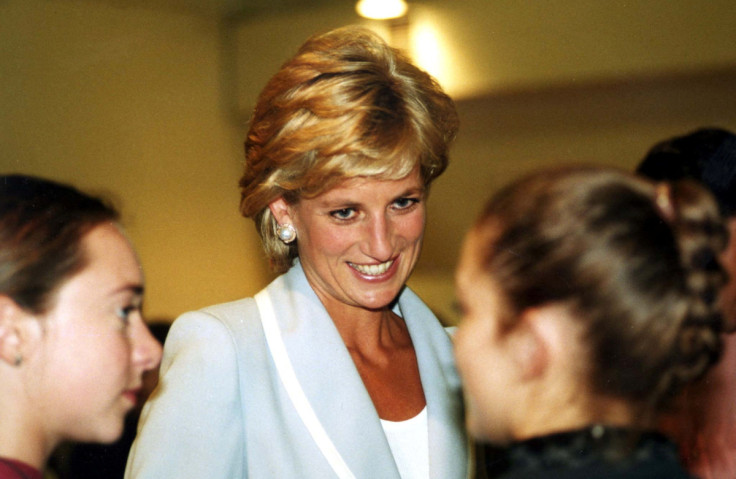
[126,26,467,479]
[454,166,728,478]
[637,127,736,479]
[0,175,162,479]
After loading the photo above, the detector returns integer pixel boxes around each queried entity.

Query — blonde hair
[239,26,458,272]
[475,166,728,424]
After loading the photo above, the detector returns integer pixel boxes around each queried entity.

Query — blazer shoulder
[166,296,264,357]
[199,296,258,326]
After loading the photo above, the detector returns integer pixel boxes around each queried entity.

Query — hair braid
[650,180,728,409]
[475,166,730,425]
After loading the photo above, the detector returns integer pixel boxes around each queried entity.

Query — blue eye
[115,305,137,325]
[393,197,420,210]
[330,208,356,220]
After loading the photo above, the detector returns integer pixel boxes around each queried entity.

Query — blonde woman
[127,26,467,479]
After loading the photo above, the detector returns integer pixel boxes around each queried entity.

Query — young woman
[0,175,162,479]
[637,127,736,479]
[454,166,728,478]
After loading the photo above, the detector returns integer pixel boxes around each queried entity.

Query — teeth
[350,260,393,276]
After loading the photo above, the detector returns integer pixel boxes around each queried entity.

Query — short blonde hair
[239,26,458,273]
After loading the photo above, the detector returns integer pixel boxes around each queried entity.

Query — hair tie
[654,183,676,223]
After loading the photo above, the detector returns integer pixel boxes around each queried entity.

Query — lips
[348,259,395,276]
[122,388,140,406]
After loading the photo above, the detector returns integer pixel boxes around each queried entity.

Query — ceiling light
[355,0,408,20]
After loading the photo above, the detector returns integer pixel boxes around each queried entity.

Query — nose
[132,320,164,373]
[363,213,394,261]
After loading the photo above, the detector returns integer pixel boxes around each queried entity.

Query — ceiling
[78,0,345,17]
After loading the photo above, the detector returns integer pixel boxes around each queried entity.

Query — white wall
[0,0,272,320]
[3,0,736,323]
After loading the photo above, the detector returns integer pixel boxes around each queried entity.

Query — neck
[0,379,55,470]
[308,278,407,352]
[331,306,409,354]
[513,392,637,441]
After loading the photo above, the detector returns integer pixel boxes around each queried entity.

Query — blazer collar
[263,262,467,478]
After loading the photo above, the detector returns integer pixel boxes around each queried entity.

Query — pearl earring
[276,223,297,244]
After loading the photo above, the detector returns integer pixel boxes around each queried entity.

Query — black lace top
[484,425,695,479]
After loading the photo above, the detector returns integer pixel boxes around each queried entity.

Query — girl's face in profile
[454,227,518,443]
[24,223,162,444]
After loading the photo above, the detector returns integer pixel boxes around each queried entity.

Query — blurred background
[2,0,736,324]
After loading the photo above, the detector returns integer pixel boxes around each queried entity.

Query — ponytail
[648,180,728,409]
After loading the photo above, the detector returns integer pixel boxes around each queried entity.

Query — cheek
[455,322,502,438]
[395,212,426,243]
[298,223,353,259]
[79,335,132,384]
[454,320,489,386]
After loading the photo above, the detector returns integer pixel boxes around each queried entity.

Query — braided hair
[474,166,728,423]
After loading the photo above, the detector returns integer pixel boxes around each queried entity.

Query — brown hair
[239,26,458,273]
[636,127,736,217]
[0,175,119,314]
[475,166,728,422]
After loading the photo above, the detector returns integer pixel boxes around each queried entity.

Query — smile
[348,259,394,276]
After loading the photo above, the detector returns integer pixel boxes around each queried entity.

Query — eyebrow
[321,186,426,206]
[110,284,145,297]
[396,185,425,195]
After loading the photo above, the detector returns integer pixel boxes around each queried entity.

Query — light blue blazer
[125,262,468,479]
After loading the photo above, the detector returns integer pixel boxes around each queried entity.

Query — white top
[380,406,429,479]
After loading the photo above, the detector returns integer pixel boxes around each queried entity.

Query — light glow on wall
[410,21,460,94]
[355,0,408,20]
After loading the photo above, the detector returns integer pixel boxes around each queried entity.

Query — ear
[508,309,549,381]
[0,295,34,367]
[517,304,581,382]
[268,197,294,226]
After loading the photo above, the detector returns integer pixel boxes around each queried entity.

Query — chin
[358,292,402,311]
[466,408,511,445]
[356,301,395,313]
[79,418,126,445]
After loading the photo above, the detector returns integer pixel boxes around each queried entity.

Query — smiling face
[271,169,426,315]
[26,223,162,445]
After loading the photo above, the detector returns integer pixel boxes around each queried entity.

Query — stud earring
[13,354,22,367]
[276,223,297,244]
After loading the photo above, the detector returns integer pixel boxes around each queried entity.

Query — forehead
[457,222,502,283]
[314,169,424,201]
[456,230,483,286]
[39,223,142,318]
[76,223,143,290]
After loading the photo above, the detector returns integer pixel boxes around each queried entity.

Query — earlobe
[0,296,23,366]
[0,296,38,367]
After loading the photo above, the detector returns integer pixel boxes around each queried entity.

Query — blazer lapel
[264,263,401,478]
[398,288,468,479]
